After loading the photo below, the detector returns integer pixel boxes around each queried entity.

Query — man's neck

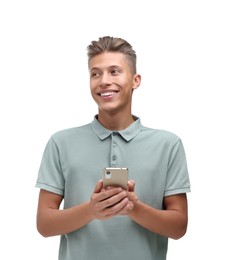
[97,111,135,131]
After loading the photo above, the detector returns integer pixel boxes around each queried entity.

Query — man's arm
[36,189,93,237]
[127,181,188,240]
[36,180,132,237]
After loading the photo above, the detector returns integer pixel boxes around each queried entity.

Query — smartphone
[102,167,128,190]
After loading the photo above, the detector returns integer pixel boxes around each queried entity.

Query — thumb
[94,179,103,193]
[128,179,135,192]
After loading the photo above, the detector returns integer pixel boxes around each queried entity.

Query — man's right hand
[89,180,133,220]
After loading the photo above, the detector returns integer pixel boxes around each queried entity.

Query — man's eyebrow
[90,67,99,71]
[109,65,121,69]
[90,65,121,71]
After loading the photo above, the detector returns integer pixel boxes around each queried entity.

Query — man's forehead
[89,52,128,70]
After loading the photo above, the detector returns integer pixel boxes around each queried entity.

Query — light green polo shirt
[36,116,190,260]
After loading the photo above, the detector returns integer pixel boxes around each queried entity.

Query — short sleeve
[35,137,65,195]
[164,139,191,196]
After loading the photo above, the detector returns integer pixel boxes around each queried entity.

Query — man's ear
[132,74,141,90]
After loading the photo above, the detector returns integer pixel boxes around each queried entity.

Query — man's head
[87,36,137,75]
[87,36,141,119]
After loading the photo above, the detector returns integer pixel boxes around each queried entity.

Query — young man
[36,36,191,260]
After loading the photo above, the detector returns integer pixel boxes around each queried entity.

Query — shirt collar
[91,115,143,142]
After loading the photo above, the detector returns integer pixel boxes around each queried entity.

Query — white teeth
[100,92,116,97]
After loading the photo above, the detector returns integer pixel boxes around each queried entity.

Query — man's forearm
[37,202,94,237]
[128,200,187,239]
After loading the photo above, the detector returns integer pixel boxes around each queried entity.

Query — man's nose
[100,73,112,87]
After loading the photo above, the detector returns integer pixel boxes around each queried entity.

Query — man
[36,36,191,260]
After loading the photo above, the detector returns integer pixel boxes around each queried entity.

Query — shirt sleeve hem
[164,187,191,197]
[35,182,64,196]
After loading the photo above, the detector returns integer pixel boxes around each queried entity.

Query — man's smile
[97,90,119,98]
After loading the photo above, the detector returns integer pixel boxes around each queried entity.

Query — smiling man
[89,51,140,130]
[36,36,191,260]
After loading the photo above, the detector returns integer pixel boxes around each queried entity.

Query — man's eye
[111,70,120,75]
[91,72,100,77]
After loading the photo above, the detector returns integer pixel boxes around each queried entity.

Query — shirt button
[112,155,117,160]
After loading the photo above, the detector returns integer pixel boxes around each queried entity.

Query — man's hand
[89,180,134,220]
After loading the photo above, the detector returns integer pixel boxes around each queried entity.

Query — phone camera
[106,171,111,175]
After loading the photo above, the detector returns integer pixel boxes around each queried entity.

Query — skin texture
[37,51,188,239]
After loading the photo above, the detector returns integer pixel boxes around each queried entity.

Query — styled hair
[87,36,137,74]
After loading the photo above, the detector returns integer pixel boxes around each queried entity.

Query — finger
[94,180,103,193]
[117,201,134,215]
[127,179,135,191]
[104,197,129,215]
[98,187,123,201]
[99,190,127,210]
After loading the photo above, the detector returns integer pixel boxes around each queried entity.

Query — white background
[0,0,224,259]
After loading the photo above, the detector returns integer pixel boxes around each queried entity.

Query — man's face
[89,52,140,115]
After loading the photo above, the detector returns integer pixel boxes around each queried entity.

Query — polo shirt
[36,115,191,260]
